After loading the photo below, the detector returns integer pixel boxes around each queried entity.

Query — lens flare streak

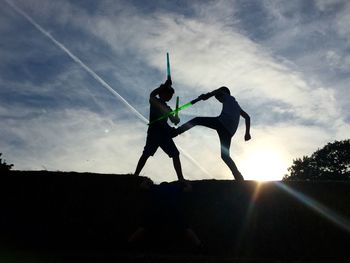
[275,182,350,233]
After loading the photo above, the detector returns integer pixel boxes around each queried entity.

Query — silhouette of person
[174,86,251,181]
[134,79,186,182]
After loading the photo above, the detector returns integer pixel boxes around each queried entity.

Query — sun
[240,147,289,181]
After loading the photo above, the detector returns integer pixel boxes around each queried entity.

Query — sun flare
[240,147,288,181]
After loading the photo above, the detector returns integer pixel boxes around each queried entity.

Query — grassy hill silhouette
[1,170,349,262]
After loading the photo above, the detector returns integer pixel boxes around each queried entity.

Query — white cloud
[334,3,350,44]
[1,107,138,171]
[83,5,342,127]
[314,0,345,11]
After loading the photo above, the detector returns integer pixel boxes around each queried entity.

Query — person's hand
[164,78,172,87]
[173,117,180,125]
[245,133,251,141]
[198,93,210,101]
[198,94,206,100]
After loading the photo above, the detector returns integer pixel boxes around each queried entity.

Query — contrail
[5,0,146,123]
[5,0,211,177]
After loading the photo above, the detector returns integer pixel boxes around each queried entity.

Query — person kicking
[174,86,251,181]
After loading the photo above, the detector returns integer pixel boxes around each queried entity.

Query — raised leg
[176,117,220,135]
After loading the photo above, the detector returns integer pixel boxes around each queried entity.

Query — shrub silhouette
[0,153,14,172]
[284,139,350,180]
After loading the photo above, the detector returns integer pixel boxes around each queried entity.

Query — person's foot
[234,172,244,181]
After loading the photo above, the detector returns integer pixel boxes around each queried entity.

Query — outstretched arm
[197,88,222,101]
[240,109,251,141]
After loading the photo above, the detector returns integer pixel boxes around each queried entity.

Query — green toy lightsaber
[175,96,179,125]
[167,52,171,84]
[148,96,202,125]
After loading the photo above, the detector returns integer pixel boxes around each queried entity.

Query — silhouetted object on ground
[128,181,202,251]
[284,139,350,181]
[0,153,13,173]
[174,87,251,180]
[134,80,186,182]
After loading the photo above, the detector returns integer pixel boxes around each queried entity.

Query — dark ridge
[0,170,349,262]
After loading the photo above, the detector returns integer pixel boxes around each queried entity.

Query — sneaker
[234,173,244,181]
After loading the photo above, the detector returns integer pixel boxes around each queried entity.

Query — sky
[1,0,349,183]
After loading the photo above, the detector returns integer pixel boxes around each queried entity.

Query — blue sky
[1,0,349,182]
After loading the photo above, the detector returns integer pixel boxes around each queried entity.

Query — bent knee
[221,153,231,161]
[221,148,231,160]
[169,151,180,158]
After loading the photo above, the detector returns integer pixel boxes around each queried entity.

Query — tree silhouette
[284,139,350,181]
[0,153,13,173]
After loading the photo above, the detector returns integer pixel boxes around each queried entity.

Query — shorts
[143,127,179,158]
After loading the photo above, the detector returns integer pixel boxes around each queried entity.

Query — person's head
[215,86,230,102]
[159,83,174,101]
